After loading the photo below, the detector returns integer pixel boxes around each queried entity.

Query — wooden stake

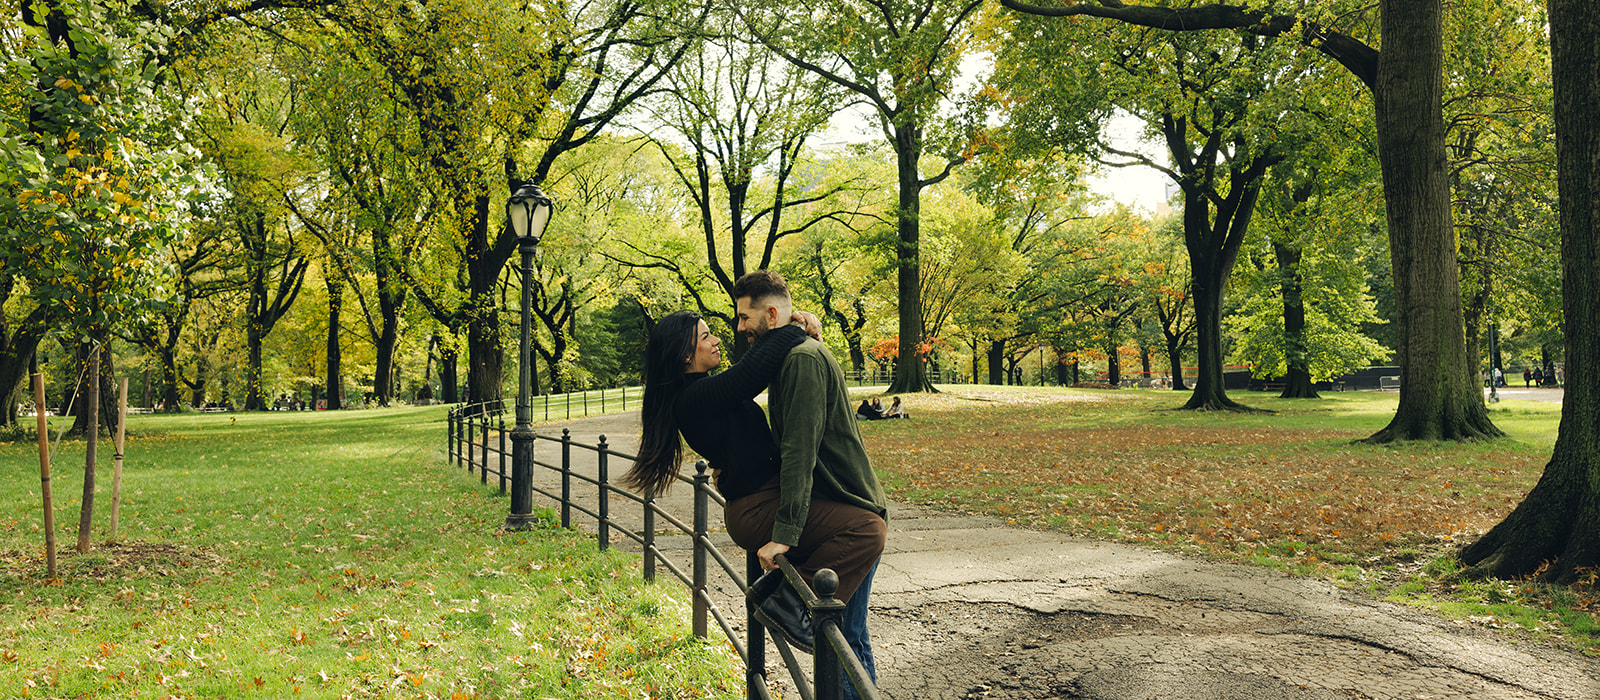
[33,373,56,580]
[77,347,99,554]
[110,376,127,544]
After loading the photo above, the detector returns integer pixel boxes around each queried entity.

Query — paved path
[512,410,1600,700]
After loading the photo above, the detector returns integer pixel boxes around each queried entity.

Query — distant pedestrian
[1533,367,1545,386]
[1523,368,1532,387]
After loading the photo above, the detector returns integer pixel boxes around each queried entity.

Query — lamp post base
[503,512,542,531]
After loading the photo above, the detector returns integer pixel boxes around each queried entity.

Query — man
[733,269,887,696]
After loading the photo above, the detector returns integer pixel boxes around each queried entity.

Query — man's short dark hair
[732,269,791,303]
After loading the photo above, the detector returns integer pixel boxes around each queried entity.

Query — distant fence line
[446,401,879,700]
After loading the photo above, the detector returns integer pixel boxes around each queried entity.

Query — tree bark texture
[888,127,935,393]
[464,195,506,411]
[1364,0,1500,441]
[1459,0,1600,582]
[0,305,47,427]
[325,277,343,410]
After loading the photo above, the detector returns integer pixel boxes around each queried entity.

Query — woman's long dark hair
[622,310,703,497]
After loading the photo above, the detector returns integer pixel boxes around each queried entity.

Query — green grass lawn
[858,384,1599,656]
[0,407,743,699]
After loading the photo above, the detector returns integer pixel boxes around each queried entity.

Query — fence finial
[814,568,840,599]
[695,459,708,475]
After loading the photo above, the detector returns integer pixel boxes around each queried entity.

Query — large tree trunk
[888,126,936,393]
[987,340,1005,384]
[1164,332,1188,390]
[1363,0,1500,441]
[372,222,407,407]
[439,342,459,404]
[1105,337,1122,387]
[158,344,181,413]
[325,277,343,410]
[1183,263,1236,409]
[1459,0,1600,582]
[464,196,506,411]
[0,305,48,428]
[1274,241,1319,398]
[245,325,266,411]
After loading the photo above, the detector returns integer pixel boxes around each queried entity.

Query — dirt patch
[872,601,1165,699]
[0,540,222,582]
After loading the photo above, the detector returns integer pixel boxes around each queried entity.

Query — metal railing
[446,401,880,700]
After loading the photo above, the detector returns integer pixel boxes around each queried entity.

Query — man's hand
[757,540,791,571]
[790,310,823,342]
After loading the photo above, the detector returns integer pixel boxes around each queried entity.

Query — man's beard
[744,315,770,343]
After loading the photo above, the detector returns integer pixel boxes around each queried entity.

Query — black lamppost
[505,183,553,531]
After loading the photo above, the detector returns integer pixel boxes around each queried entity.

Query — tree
[124,226,237,412]
[626,13,854,353]
[1457,0,1600,583]
[1229,168,1390,398]
[1,0,210,549]
[740,0,986,392]
[998,0,1498,437]
[331,0,703,407]
[285,42,430,407]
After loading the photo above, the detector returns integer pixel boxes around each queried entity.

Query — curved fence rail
[447,401,880,700]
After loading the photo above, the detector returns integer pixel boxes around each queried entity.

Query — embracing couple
[623,270,887,697]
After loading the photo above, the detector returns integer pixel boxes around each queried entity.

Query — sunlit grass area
[858,384,1598,656]
[0,408,742,699]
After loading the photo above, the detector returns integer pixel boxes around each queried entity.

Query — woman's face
[685,320,722,373]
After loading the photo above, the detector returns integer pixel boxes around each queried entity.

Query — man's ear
[765,303,782,326]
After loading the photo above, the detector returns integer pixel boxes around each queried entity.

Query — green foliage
[0,0,214,341]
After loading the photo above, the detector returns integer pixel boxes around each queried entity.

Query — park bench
[1378,376,1401,390]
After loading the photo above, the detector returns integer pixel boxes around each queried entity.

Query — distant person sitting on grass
[883,396,908,419]
[856,400,884,420]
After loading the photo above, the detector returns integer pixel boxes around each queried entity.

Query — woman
[622,310,810,501]
[622,310,884,656]
[883,396,907,419]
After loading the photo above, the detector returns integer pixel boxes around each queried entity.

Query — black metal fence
[446,401,880,700]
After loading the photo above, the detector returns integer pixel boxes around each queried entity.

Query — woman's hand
[791,310,823,342]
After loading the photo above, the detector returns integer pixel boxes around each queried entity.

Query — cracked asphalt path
[524,411,1600,699]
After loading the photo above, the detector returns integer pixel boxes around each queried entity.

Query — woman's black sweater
[674,324,808,501]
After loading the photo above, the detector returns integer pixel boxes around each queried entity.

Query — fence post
[448,408,457,468]
[643,494,656,583]
[465,405,475,475]
[692,459,709,639]
[746,551,767,699]
[811,569,848,700]
[583,389,590,417]
[560,428,572,529]
[480,410,490,484]
[497,410,507,495]
[601,387,607,414]
[597,434,610,551]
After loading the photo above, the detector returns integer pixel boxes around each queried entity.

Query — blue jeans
[840,559,878,700]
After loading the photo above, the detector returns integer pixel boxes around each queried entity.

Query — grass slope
[0,407,742,699]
